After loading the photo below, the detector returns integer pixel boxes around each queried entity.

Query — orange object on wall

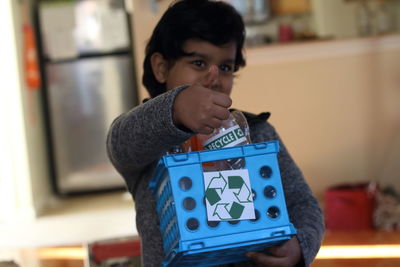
[271,0,310,15]
[23,23,41,90]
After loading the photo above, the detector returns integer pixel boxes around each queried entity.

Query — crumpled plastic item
[373,185,400,231]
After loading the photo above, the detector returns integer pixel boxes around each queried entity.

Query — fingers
[212,91,232,108]
[202,126,215,135]
[212,105,231,121]
[205,117,225,130]
[246,237,302,267]
[264,244,287,258]
[194,112,226,134]
[200,104,231,130]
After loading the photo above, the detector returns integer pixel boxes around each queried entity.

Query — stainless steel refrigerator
[35,0,138,195]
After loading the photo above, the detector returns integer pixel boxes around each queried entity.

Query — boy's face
[162,39,237,95]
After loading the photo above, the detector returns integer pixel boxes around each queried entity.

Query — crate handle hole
[172,154,189,161]
[271,230,286,237]
[188,242,205,250]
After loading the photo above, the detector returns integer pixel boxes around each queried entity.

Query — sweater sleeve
[106,86,193,196]
[250,120,324,266]
[277,138,324,266]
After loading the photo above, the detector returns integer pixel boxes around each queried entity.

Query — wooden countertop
[322,229,400,245]
[313,230,400,267]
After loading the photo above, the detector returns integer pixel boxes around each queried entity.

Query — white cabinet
[311,0,359,39]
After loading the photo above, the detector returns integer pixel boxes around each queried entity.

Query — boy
[107,0,324,266]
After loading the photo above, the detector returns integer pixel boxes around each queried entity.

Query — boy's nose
[208,65,221,92]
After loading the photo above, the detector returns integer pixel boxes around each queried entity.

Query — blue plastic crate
[149,141,297,267]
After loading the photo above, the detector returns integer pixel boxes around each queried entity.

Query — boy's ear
[150,53,168,83]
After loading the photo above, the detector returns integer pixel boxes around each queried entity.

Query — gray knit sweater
[106,86,324,267]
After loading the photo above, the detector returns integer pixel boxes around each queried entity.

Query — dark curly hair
[142,0,246,98]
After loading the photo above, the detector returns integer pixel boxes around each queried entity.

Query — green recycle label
[204,169,255,221]
[203,125,246,150]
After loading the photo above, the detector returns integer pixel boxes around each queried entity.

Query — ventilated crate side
[150,141,297,267]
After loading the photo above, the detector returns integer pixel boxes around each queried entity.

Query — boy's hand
[246,237,302,267]
[173,65,232,134]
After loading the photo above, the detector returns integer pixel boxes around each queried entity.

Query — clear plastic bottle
[198,110,251,170]
[201,111,249,149]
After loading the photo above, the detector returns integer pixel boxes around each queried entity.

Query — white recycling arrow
[208,173,227,193]
[213,203,231,220]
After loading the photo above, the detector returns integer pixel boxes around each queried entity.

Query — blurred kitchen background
[1,0,400,266]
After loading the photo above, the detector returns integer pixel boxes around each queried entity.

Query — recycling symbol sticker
[204,169,255,221]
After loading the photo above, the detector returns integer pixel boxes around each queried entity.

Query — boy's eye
[191,60,206,68]
[219,64,233,73]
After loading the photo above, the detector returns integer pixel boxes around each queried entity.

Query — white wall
[0,0,51,222]
[0,0,34,222]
